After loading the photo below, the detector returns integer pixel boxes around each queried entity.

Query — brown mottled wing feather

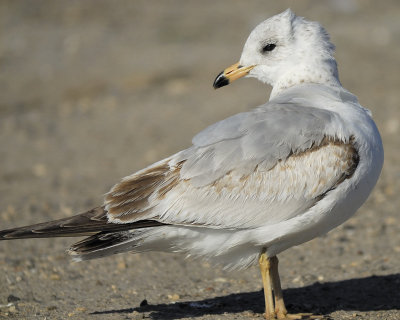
[104,137,359,228]
[105,160,183,221]
[0,206,164,240]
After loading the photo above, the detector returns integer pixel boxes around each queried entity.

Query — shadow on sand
[91,274,400,319]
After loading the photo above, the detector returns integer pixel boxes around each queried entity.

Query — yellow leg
[259,254,327,320]
[270,256,288,319]
[259,252,276,319]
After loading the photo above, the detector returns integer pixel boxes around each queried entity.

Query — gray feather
[179,87,348,187]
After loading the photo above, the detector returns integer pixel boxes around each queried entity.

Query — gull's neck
[269,60,342,99]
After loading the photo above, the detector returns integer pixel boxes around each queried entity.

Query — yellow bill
[213,62,255,89]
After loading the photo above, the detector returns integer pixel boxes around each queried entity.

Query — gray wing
[179,102,346,186]
[105,99,357,229]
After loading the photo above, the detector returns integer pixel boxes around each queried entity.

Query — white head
[214,9,341,98]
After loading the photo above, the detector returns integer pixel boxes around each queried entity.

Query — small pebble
[50,274,60,280]
[75,307,86,312]
[167,293,180,301]
[8,305,16,313]
[7,295,20,303]
[140,299,148,307]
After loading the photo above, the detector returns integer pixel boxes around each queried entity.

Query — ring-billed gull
[0,9,383,320]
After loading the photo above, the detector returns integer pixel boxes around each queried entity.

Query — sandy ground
[0,1,399,319]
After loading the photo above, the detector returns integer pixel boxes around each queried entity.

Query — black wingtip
[213,71,229,89]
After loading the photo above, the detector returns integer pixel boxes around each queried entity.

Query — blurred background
[0,1,399,319]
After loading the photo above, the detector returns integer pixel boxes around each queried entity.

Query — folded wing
[106,101,358,229]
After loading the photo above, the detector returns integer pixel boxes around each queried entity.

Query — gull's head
[214,9,341,97]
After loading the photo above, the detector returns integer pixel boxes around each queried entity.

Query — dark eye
[261,43,276,53]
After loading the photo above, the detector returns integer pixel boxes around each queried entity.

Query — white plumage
[97,10,383,270]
